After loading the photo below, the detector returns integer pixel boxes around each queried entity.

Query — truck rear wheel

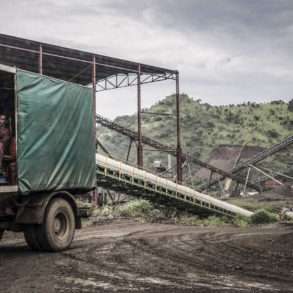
[38,198,76,252]
[24,198,76,252]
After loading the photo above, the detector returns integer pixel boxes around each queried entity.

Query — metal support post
[96,138,113,158]
[207,171,214,192]
[249,164,284,186]
[92,56,97,115]
[176,72,182,183]
[137,64,143,168]
[126,138,133,162]
[39,45,43,75]
[243,167,251,196]
[92,56,97,205]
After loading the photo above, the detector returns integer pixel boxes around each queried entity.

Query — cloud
[0,0,292,118]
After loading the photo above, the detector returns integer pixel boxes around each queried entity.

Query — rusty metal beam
[126,139,133,162]
[176,72,182,183]
[95,72,175,92]
[137,64,143,168]
[92,55,97,206]
[0,34,177,86]
[96,138,113,159]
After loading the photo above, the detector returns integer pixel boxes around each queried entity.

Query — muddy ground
[0,220,293,293]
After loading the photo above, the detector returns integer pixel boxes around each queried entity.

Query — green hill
[97,95,293,176]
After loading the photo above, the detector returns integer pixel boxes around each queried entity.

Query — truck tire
[37,198,75,252]
[24,225,42,251]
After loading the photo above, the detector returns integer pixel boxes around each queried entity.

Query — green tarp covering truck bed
[16,70,96,193]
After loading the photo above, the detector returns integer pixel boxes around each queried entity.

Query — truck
[0,65,96,251]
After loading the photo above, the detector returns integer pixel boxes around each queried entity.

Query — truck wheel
[37,198,75,252]
[24,225,42,251]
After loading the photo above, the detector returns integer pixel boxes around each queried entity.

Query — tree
[288,99,293,112]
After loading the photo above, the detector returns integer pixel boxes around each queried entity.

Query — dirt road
[0,220,293,292]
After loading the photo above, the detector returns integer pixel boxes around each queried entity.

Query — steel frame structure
[0,34,183,182]
[205,135,293,190]
[96,72,176,92]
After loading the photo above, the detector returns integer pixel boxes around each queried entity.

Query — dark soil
[0,220,293,292]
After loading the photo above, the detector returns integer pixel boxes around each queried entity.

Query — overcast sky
[1,0,293,118]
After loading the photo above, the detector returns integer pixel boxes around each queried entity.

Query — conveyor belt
[96,153,253,218]
[96,114,260,191]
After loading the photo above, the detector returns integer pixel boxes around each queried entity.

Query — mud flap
[15,195,47,224]
[15,192,81,229]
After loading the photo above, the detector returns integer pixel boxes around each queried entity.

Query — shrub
[250,209,278,224]
[176,215,228,226]
[289,99,293,112]
[148,209,165,222]
[206,121,215,128]
[270,100,285,105]
[202,216,228,226]
[233,215,249,228]
[267,129,279,139]
[92,205,114,217]
[117,199,154,218]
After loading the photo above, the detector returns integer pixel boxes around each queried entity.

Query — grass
[92,199,164,223]
[91,199,278,227]
[227,198,285,213]
[232,215,250,228]
[176,215,230,226]
[116,199,155,219]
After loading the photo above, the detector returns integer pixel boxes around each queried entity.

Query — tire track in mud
[2,222,292,292]
[117,227,292,290]
[59,229,209,291]
[135,231,292,291]
[57,229,195,292]
[56,224,293,292]
[147,229,293,287]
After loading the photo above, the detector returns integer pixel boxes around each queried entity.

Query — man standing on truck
[0,115,9,173]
